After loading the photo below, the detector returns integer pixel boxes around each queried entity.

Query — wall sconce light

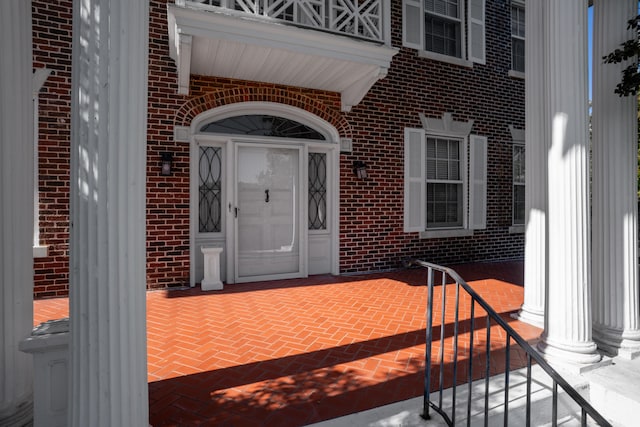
[353,160,368,179]
[161,152,173,176]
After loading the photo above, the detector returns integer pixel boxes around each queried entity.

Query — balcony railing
[180,0,387,43]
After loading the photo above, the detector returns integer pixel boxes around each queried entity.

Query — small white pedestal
[201,246,223,291]
[19,319,70,427]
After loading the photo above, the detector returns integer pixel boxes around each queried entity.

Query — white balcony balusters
[185,0,386,42]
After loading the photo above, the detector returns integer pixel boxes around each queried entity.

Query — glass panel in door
[236,144,301,280]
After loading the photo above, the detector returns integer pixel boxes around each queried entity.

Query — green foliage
[603,15,640,97]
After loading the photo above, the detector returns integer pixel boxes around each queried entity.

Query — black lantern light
[353,160,368,179]
[161,152,173,176]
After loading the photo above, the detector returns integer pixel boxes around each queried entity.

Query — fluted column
[0,2,34,426]
[517,0,546,328]
[68,1,149,426]
[537,0,601,365]
[591,0,640,359]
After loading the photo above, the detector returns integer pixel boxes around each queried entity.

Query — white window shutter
[404,128,425,232]
[468,0,486,64]
[403,0,423,50]
[469,135,487,230]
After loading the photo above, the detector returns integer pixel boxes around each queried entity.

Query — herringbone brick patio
[33,261,539,426]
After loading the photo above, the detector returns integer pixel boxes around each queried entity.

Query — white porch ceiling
[167,4,398,111]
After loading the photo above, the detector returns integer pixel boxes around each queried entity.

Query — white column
[0,1,34,425]
[591,0,640,359]
[537,0,601,365]
[68,1,149,426]
[517,0,546,328]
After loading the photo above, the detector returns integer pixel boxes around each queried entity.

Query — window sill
[509,225,525,234]
[420,229,474,239]
[508,70,525,79]
[417,50,473,68]
[33,245,49,258]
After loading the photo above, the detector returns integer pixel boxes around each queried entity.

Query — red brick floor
[33,261,541,427]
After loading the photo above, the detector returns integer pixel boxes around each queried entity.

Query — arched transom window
[200,114,327,140]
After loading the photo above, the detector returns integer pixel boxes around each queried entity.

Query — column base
[593,323,640,360]
[537,334,602,370]
[512,303,545,328]
[0,396,33,427]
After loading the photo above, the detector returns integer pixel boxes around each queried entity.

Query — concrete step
[307,358,639,427]
[582,357,640,427]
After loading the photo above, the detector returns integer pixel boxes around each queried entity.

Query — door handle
[265,189,270,203]
[235,207,238,218]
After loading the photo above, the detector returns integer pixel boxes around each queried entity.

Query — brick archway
[174,87,352,139]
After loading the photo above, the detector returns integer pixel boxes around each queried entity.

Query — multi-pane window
[199,146,222,233]
[403,0,485,64]
[308,152,327,230]
[513,144,525,225]
[426,137,463,228]
[511,3,525,73]
[425,0,462,58]
[200,114,326,140]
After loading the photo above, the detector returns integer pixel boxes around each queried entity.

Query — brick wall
[32,0,524,298]
[32,1,73,298]
[337,0,525,273]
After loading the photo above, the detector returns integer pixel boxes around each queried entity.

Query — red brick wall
[32,1,73,298]
[337,0,525,273]
[32,0,524,298]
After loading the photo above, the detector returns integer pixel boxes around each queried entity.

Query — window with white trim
[512,143,525,225]
[511,2,525,73]
[426,137,463,227]
[425,0,462,58]
[404,114,486,235]
[403,0,485,64]
[198,145,223,233]
[308,151,327,231]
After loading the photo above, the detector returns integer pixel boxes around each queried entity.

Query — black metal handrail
[408,259,611,427]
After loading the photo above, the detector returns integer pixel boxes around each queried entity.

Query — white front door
[234,143,305,282]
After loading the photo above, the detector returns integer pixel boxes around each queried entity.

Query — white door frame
[230,140,307,283]
[188,102,341,286]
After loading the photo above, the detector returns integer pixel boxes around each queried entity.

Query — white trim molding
[174,125,190,142]
[32,68,52,258]
[167,4,397,111]
[419,112,474,137]
[509,124,525,143]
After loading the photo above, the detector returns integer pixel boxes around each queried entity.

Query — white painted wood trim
[419,229,474,239]
[1,2,35,424]
[417,49,473,68]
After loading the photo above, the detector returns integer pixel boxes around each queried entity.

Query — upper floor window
[425,0,462,58]
[403,0,485,65]
[511,2,525,73]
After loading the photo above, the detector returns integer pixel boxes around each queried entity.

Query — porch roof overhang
[167,4,398,112]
